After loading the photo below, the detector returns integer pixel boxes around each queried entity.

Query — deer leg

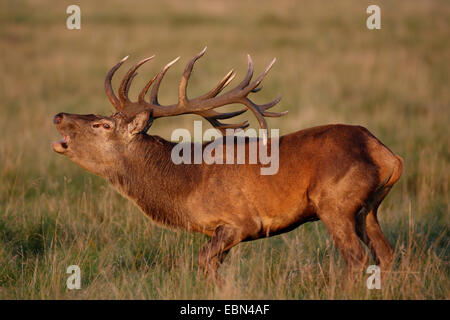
[364,208,394,271]
[197,225,239,281]
[355,189,394,272]
[355,206,377,263]
[318,210,368,276]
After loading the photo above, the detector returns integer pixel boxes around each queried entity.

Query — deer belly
[258,202,317,237]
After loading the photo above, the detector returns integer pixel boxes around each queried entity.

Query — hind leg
[355,190,394,271]
[361,208,394,271]
[357,154,402,270]
[318,208,368,276]
[364,207,394,270]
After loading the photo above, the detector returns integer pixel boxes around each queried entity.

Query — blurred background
[0,0,448,299]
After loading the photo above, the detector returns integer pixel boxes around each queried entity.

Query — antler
[104,47,287,136]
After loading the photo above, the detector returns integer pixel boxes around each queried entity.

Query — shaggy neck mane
[105,134,201,229]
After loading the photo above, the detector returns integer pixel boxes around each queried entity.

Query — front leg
[197,225,241,282]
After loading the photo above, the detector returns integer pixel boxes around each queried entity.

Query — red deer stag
[52,48,403,281]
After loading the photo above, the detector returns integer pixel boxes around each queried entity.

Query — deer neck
[105,134,200,229]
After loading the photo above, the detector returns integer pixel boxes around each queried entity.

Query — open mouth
[52,134,70,154]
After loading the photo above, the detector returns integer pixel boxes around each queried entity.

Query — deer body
[53,49,402,281]
[108,124,402,238]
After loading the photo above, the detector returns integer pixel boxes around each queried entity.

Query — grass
[0,0,449,299]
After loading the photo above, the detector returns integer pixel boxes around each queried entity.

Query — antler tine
[118,55,155,106]
[205,118,249,135]
[149,56,180,105]
[179,47,207,107]
[197,69,236,100]
[104,55,129,111]
[196,108,248,135]
[125,73,137,97]
[259,95,287,117]
[198,109,248,136]
[242,98,270,144]
[203,109,247,120]
[262,110,288,117]
[244,58,276,94]
[239,98,268,131]
[234,58,286,123]
[138,74,157,103]
[237,54,254,90]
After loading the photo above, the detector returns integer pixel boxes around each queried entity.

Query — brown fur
[53,111,403,280]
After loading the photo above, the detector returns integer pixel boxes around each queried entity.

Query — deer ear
[127,110,151,135]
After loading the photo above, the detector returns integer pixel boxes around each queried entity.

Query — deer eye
[102,123,111,129]
[92,123,101,128]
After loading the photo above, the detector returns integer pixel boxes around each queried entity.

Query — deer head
[52,47,286,175]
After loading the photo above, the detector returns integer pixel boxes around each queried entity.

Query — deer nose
[53,113,64,124]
